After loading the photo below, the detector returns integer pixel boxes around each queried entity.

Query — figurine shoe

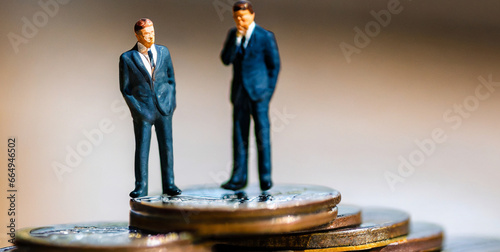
[163,185,182,196]
[221,180,247,191]
[260,179,273,191]
[130,188,147,198]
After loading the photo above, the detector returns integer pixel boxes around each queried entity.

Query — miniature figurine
[119,18,181,197]
[220,1,281,191]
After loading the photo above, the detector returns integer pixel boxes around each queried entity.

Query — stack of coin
[129,184,447,251]
[14,183,500,251]
[212,206,415,251]
[129,184,341,236]
[210,206,447,251]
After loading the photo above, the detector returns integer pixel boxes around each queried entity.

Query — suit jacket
[120,44,176,122]
[221,24,280,103]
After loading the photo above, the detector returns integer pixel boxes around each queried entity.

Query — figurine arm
[264,31,281,91]
[220,29,238,66]
[164,49,176,87]
[119,55,142,115]
[162,48,177,114]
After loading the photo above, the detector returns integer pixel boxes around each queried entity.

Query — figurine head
[134,18,155,49]
[233,1,255,35]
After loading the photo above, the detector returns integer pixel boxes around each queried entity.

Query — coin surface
[14,222,207,252]
[214,207,409,250]
[442,236,500,252]
[131,184,341,221]
[368,222,443,251]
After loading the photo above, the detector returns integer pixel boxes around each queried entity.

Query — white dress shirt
[137,42,157,76]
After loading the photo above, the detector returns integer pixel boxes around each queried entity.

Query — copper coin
[130,207,338,236]
[442,237,500,251]
[305,205,362,232]
[130,184,341,222]
[214,207,409,250]
[14,222,207,252]
[368,222,443,251]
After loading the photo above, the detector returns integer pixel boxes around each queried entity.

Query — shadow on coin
[258,192,273,202]
[222,191,248,203]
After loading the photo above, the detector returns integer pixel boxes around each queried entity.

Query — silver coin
[131,184,341,220]
[15,222,193,251]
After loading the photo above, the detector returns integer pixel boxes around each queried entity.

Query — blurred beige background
[1,0,500,247]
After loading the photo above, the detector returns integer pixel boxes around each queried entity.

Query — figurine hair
[233,1,254,14]
[134,18,154,34]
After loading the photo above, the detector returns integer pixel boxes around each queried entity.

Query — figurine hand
[236,27,247,37]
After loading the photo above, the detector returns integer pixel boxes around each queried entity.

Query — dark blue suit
[119,43,178,197]
[221,24,280,190]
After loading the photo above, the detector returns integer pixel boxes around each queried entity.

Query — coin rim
[130,207,338,236]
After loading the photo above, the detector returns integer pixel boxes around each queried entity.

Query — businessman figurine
[220,1,281,191]
[120,18,181,198]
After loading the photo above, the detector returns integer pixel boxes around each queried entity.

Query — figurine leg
[156,114,181,196]
[252,99,273,191]
[222,99,251,191]
[130,120,152,198]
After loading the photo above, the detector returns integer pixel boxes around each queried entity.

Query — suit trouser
[133,111,174,191]
[232,88,272,183]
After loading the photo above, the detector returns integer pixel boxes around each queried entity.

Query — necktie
[239,36,246,55]
[147,50,155,69]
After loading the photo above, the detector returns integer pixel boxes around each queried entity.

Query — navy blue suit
[221,24,280,190]
[120,43,178,197]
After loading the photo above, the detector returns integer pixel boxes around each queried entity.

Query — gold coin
[214,207,410,250]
